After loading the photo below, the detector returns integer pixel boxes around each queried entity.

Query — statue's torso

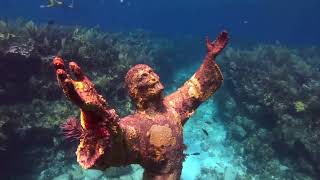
[120,109,185,173]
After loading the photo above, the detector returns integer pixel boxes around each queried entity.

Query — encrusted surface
[54,31,228,179]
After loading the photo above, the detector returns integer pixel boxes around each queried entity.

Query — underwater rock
[223,166,238,180]
[0,50,43,104]
[229,123,247,141]
[233,115,255,132]
[106,165,144,180]
[83,169,104,180]
[197,167,220,180]
[104,166,133,177]
[52,173,72,180]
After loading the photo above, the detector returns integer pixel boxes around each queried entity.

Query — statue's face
[126,64,164,102]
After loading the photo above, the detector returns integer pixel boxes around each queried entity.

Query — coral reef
[218,44,320,179]
[294,101,306,112]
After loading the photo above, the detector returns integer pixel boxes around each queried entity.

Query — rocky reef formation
[217,45,320,179]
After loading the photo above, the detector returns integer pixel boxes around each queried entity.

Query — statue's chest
[133,114,184,172]
[121,113,184,169]
[137,113,182,139]
[135,114,182,157]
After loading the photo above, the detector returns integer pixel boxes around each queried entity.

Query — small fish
[202,128,209,136]
[185,152,201,156]
[205,121,212,125]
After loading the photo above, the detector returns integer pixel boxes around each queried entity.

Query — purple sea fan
[61,116,84,141]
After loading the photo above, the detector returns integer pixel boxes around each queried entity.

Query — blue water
[1,0,320,45]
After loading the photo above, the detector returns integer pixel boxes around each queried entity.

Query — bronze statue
[53,31,229,179]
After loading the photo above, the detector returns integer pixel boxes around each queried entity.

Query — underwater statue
[53,31,229,179]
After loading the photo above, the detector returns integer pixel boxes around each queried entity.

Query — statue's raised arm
[164,31,229,125]
[53,57,123,169]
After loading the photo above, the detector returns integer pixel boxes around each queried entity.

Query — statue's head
[125,64,164,109]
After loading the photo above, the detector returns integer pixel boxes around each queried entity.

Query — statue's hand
[53,57,121,170]
[206,31,229,58]
[53,57,108,113]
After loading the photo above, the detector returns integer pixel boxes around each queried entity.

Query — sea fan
[61,116,84,141]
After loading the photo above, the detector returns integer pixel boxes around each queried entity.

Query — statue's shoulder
[119,113,142,125]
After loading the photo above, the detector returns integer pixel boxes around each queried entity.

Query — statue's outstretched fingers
[214,31,229,51]
[69,61,85,81]
[206,36,211,51]
[56,69,85,107]
[68,61,103,111]
[53,57,85,107]
[53,57,70,86]
[56,68,68,83]
[207,31,229,56]
[53,57,109,113]
[53,56,66,70]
